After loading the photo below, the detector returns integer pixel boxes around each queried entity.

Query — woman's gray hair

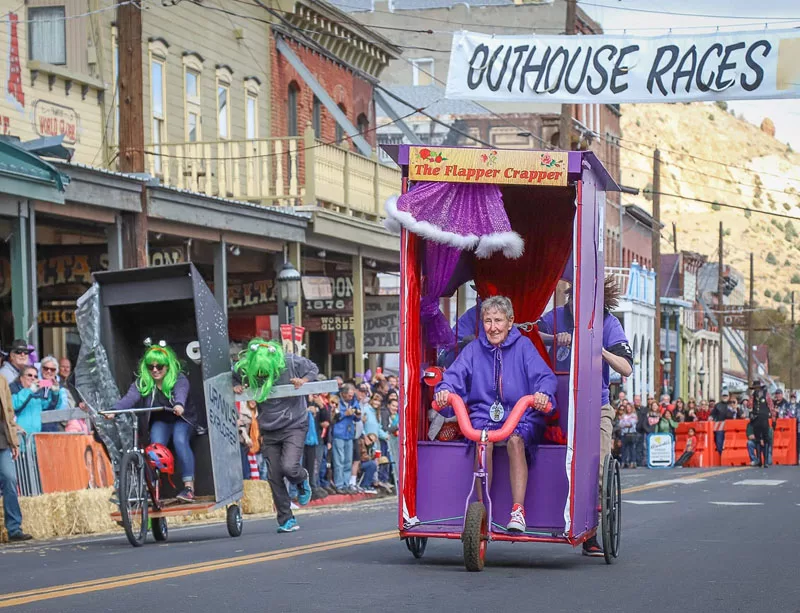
[41,355,59,369]
[480,295,514,320]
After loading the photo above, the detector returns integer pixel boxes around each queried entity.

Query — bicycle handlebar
[99,406,170,416]
[431,393,552,443]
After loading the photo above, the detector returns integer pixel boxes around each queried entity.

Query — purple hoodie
[435,326,557,446]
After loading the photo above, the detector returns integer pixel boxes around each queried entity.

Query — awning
[0,139,69,203]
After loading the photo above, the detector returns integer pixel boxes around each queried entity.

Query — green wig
[234,338,286,403]
[136,343,182,400]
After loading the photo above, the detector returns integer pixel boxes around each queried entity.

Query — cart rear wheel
[405,536,428,559]
[151,517,168,542]
[227,504,243,537]
[119,451,148,547]
[463,501,488,572]
[601,454,621,564]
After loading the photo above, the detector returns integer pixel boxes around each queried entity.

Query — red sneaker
[507,503,526,532]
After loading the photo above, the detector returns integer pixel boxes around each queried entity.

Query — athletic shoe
[277,518,299,533]
[582,536,604,557]
[297,473,312,506]
[176,487,195,503]
[346,485,360,495]
[290,501,300,510]
[313,487,329,499]
[506,504,526,532]
[363,487,378,494]
[8,532,33,542]
[335,487,349,495]
[324,485,337,495]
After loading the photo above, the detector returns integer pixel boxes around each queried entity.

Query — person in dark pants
[749,381,773,468]
[234,339,319,533]
[710,391,732,455]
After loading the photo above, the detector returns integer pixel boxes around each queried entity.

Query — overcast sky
[579,0,800,149]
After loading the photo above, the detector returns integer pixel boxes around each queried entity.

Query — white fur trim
[474,231,525,259]
[385,193,481,250]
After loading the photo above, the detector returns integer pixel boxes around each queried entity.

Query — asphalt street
[1,466,798,613]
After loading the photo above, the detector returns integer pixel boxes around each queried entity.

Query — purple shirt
[435,327,557,434]
[538,306,630,406]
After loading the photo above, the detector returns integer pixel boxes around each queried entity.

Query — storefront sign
[34,101,80,144]
[408,146,567,186]
[333,295,400,354]
[447,29,800,104]
[227,279,277,310]
[38,308,77,327]
[719,305,748,329]
[647,433,674,468]
[304,275,354,313]
[305,315,355,332]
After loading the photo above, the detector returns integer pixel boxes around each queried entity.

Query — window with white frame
[183,53,203,143]
[28,6,66,65]
[216,65,233,140]
[149,39,169,173]
[244,77,260,140]
[411,58,434,86]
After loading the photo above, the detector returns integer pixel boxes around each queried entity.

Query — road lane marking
[622,467,743,494]
[0,466,750,607]
[0,531,396,609]
[649,478,706,486]
[709,502,764,506]
[733,479,786,486]
[624,500,675,505]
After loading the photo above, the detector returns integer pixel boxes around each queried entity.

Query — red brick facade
[270,36,376,147]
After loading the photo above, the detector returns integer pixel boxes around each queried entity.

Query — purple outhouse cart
[383,144,622,571]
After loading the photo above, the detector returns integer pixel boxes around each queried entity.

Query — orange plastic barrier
[675,419,798,467]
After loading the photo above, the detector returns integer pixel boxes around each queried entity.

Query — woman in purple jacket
[435,295,557,533]
[113,342,197,502]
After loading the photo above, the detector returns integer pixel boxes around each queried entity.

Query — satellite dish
[186,341,201,364]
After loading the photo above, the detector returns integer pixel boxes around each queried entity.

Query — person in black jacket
[710,391,732,454]
[749,381,772,468]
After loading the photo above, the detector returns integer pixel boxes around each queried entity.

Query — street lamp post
[277,261,302,354]
[663,356,672,397]
[697,366,706,401]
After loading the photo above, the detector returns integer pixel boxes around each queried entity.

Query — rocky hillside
[619,102,800,303]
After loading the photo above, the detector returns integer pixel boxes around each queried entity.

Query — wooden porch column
[352,253,365,377]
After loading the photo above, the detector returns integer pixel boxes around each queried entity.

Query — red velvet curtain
[473,185,576,364]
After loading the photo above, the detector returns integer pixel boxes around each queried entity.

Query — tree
[774,292,782,302]
[766,252,777,265]
[786,220,798,240]
[792,274,800,284]
[764,289,772,297]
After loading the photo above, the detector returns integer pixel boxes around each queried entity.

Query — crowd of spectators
[237,371,400,502]
[610,388,800,468]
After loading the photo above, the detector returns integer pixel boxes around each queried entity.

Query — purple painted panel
[556,374,570,433]
[568,151,583,175]
[568,171,603,537]
[416,442,568,532]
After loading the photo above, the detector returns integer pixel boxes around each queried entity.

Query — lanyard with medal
[489,349,505,423]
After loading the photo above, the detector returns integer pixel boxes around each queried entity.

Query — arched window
[288,82,300,136]
[312,96,321,139]
[357,113,369,137]
[335,103,347,145]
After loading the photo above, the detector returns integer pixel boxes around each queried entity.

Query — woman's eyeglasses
[148,363,166,372]
[42,366,56,373]
[23,373,36,379]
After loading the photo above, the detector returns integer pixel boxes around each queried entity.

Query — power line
[0,0,133,23]
[650,190,800,221]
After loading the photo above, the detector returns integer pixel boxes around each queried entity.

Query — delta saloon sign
[446,29,800,104]
[409,147,568,186]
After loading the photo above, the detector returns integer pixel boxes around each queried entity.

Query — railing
[112,126,402,219]
[606,261,656,306]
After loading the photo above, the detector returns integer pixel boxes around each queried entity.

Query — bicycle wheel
[119,451,149,547]
[462,501,488,572]
[152,517,168,542]
[601,454,621,564]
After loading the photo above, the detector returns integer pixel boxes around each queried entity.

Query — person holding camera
[38,356,69,433]
[749,381,772,468]
[11,366,50,436]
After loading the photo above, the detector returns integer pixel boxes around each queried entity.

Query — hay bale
[242,480,273,515]
[0,488,118,542]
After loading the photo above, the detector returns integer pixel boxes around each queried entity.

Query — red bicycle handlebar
[431,393,553,443]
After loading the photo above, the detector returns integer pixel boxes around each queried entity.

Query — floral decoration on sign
[417,148,447,163]
[480,150,498,167]
[540,153,563,169]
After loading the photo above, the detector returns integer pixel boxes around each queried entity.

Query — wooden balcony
[137,126,400,220]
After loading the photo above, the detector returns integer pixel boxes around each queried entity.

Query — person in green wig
[112,340,198,502]
[233,338,319,533]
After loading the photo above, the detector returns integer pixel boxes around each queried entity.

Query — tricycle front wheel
[119,451,149,547]
[405,536,428,559]
[601,454,622,564]
[463,502,488,572]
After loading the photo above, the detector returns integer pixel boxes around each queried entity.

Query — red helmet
[145,443,174,475]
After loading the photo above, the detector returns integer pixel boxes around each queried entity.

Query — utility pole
[558,0,577,151]
[789,290,794,395]
[672,222,678,253]
[652,148,662,397]
[747,252,754,386]
[117,0,148,268]
[718,221,724,397]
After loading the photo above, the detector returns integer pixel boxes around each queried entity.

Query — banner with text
[446,29,800,104]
